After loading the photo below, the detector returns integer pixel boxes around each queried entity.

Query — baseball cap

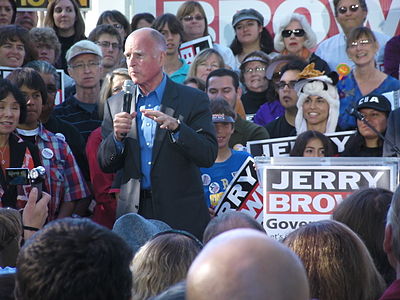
[212,113,235,123]
[232,8,264,27]
[356,94,392,113]
[241,55,269,66]
[65,40,103,63]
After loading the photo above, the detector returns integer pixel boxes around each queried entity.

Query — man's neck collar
[138,73,166,97]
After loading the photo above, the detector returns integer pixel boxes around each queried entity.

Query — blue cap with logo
[356,94,392,113]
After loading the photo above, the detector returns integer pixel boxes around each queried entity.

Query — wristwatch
[171,119,181,134]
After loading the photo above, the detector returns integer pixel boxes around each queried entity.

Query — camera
[5,166,46,199]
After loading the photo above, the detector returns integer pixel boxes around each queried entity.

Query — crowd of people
[1,0,400,298]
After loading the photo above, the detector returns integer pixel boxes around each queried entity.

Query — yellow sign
[16,0,90,9]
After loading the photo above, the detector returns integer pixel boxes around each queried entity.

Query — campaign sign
[0,67,65,105]
[383,90,400,110]
[260,157,399,240]
[55,70,65,105]
[179,36,213,65]
[214,156,263,224]
[247,130,356,157]
[16,0,90,10]
[0,67,14,79]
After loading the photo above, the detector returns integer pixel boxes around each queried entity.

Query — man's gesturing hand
[141,109,179,131]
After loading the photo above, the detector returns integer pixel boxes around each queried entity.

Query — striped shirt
[53,96,102,143]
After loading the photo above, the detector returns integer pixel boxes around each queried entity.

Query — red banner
[158,0,399,46]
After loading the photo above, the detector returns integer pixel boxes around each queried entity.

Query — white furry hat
[295,73,340,134]
[274,13,317,53]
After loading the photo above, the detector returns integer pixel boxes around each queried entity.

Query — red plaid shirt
[21,124,90,220]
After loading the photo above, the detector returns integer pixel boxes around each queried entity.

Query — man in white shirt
[315,0,389,72]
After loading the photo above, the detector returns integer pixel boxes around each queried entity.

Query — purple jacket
[253,99,285,126]
[384,35,400,79]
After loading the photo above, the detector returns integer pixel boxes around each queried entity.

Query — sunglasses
[282,29,305,38]
[277,80,297,90]
[338,4,359,14]
[182,15,204,22]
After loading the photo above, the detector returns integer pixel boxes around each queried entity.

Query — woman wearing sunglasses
[176,1,235,69]
[274,13,330,74]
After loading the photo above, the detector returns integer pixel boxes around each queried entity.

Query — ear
[384,224,393,255]
[237,86,243,99]
[159,50,166,66]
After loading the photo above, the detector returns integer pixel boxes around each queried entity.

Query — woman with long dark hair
[44,0,86,71]
[230,8,274,71]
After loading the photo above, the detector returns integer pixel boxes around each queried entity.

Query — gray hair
[274,13,317,53]
[387,185,400,261]
[24,60,59,89]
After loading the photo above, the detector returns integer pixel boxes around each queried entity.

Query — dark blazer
[98,77,217,238]
[383,108,400,157]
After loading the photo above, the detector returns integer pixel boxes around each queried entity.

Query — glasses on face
[338,4,359,14]
[96,41,120,50]
[349,39,371,48]
[182,14,204,22]
[282,29,305,38]
[244,67,266,74]
[69,61,101,71]
[277,80,297,90]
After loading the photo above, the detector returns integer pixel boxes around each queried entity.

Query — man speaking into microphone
[98,28,217,238]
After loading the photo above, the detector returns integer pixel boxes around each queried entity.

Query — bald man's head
[187,229,309,300]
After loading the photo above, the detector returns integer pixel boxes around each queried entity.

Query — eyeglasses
[349,39,371,48]
[277,80,297,90]
[244,67,266,74]
[282,29,305,38]
[96,41,120,50]
[182,15,204,22]
[338,4,359,14]
[69,61,101,70]
[112,23,123,29]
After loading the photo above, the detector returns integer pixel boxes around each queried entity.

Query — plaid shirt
[34,124,90,220]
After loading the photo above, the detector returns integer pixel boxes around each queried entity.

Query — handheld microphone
[121,80,134,138]
[122,80,134,114]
